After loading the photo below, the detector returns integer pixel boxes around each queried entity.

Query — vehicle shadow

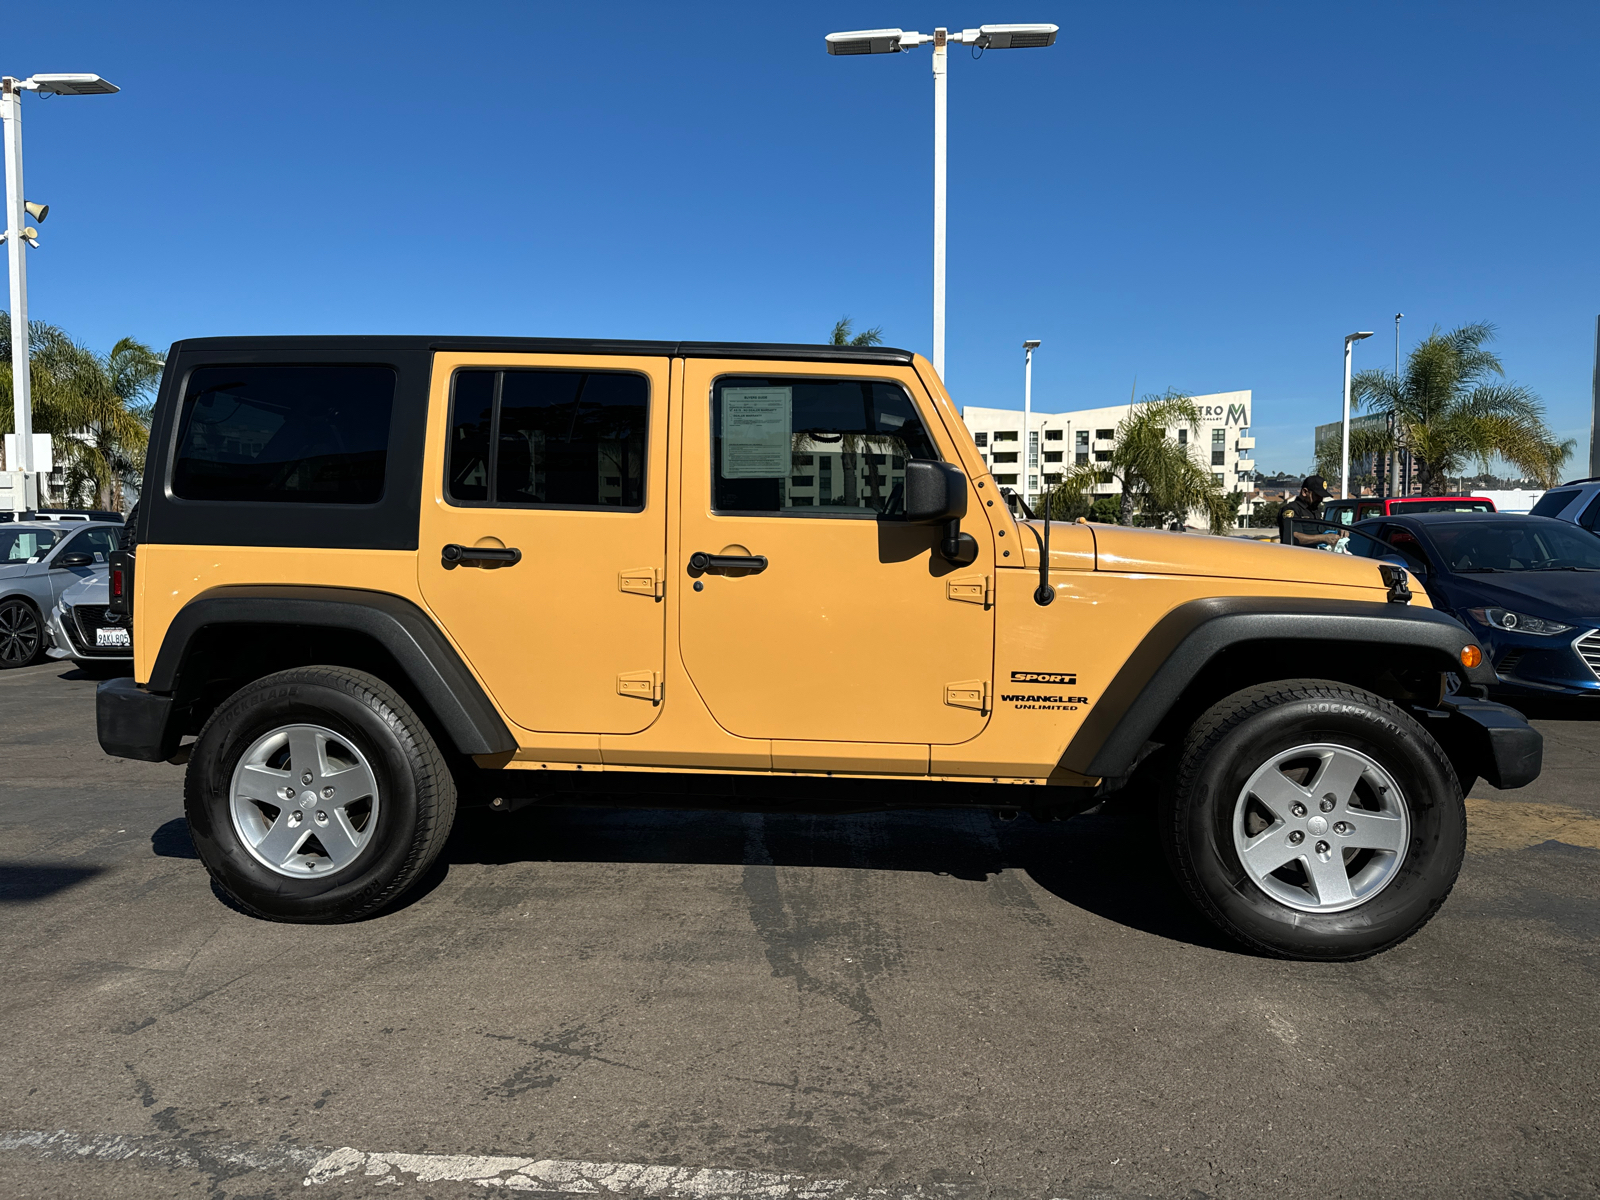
[146,788,1236,953]
[429,793,1237,954]
[151,818,199,859]
[55,663,133,682]
[0,863,105,903]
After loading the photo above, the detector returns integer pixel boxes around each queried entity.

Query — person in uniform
[1279,474,1340,547]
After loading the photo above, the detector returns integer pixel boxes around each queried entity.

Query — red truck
[1320,495,1496,526]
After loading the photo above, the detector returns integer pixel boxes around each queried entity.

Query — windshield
[1427,519,1600,572]
[0,528,63,562]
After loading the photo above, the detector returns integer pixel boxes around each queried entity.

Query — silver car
[48,569,134,673]
[0,520,124,669]
[1529,478,1600,534]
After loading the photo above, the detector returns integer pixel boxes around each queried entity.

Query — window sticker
[720,387,791,479]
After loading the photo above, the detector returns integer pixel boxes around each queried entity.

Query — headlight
[1466,607,1573,636]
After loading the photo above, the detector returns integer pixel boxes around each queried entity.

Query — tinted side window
[1530,488,1578,518]
[1381,525,1430,571]
[60,527,120,561]
[1581,493,1600,531]
[171,366,395,504]
[711,377,939,516]
[446,369,648,510]
[0,527,60,561]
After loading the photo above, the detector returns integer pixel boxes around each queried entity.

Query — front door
[418,352,670,735]
[675,359,994,745]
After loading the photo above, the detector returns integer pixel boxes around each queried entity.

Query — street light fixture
[2,72,118,512]
[824,23,1058,383]
[1341,330,1374,501]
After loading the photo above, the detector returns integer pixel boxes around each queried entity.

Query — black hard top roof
[167,336,917,367]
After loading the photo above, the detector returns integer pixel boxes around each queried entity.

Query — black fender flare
[1062,596,1498,779]
[147,585,515,756]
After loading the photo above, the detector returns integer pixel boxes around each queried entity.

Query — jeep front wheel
[1163,680,1465,961]
[184,667,457,922]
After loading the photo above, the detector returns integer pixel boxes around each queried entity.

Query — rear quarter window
[1529,488,1579,518]
[171,366,396,504]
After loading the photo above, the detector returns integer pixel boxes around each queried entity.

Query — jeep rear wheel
[184,667,456,923]
[1163,680,1465,961]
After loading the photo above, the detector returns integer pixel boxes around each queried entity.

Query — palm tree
[0,314,163,510]
[829,316,884,347]
[1052,391,1233,533]
[1351,322,1569,491]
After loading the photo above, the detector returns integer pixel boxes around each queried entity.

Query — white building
[959,390,1257,526]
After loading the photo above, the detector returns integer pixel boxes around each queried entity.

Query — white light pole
[825,25,1058,384]
[1341,330,1373,500]
[1023,339,1040,505]
[2,72,118,513]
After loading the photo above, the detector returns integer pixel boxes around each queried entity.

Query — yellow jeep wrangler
[97,337,1540,959]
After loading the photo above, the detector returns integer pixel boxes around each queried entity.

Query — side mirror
[902,460,968,523]
[54,552,94,569]
[901,460,977,565]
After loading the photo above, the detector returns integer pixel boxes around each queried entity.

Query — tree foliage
[1351,322,1572,491]
[829,316,884,347]
[1049,391,1233,533]
[0,313,162,510]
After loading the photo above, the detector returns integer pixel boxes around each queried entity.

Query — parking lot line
[3,1128,977,1198]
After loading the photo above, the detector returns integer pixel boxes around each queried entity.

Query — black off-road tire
[1162,679,1465,961]
[184,666,457,923]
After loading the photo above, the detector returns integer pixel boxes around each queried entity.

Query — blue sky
[8,1,1599,476]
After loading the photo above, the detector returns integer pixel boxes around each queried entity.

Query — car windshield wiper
[1451,566,1501,572]
[1529,565,1597,571]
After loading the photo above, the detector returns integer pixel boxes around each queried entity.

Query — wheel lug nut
[1334,821,1352,835]
[1315,840,1330,855]
[1291,802,1307,817]
[291,810,303,824]
[1320,795,1336,813]
[1288,830,1305,845]
[322,786,334,799]
[302,771,314,786]
[316,810,327,823]
[285,786,296,799]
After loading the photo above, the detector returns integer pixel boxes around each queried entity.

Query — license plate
[96,627,131,648]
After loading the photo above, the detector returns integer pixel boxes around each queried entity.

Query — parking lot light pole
[1023,339,1040,505]
[824,25,1058,384]
[2,72,118,513]
[1341,330,1373,500]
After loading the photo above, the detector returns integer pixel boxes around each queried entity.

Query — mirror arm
[939,519,978,566]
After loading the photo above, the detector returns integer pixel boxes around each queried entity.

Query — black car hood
[1437,569,1600,621]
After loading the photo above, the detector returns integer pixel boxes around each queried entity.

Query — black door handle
[442,543,522,569]
[688,551,768,574]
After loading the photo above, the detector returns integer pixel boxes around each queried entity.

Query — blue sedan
[1351,512,1600,699]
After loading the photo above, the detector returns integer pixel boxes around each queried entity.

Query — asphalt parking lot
[2,661,1597,1200]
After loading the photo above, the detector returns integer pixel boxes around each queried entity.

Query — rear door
[674,358,994,747]
[418,352,670,735]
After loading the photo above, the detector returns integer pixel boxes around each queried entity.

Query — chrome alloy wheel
[1232,743,1410,914]
[229,724,380,878]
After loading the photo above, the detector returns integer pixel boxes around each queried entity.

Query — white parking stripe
[4,1129,974,1198]
[1,1128,316,1174]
